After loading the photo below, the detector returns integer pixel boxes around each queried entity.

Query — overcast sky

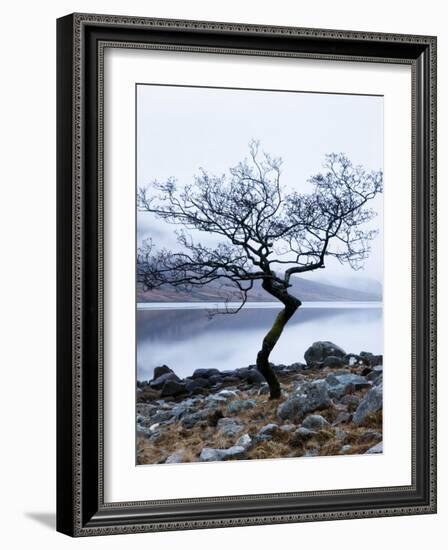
[136,84,384,287]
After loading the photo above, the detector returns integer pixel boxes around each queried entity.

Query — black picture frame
[57,13,437,537]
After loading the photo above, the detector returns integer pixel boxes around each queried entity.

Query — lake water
[137,302,383,381]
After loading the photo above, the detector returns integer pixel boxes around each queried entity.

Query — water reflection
[137,304,383,381]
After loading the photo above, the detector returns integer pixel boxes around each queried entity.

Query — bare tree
[137,141,383,399]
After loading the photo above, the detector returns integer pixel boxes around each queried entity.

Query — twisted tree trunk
[256,279,301,399]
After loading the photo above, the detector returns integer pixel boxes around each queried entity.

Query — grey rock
[341,444,352,454]
[323,355,345,368]
[165,450,186,464]
[277,380,331,422]
[235,433,253,450]
[258,423,279,436]
[160,380,187,397]
[227,399,256,414]
[199,445,247,462]
[185,378,210,394]
[359,352,383,367]
[325,373,370,400]
[367,365,383,382]
[340,394,361,407]
[150,372,181,390]
[334,427,347,441]
[181,410,210,428]
[353,384,383,425]
[334,411,352,425]
[304,341,346,367]
[136,403,157,417]
[150,409,176,424]
[365,441,383,454]
[257,384,271,396]
[279,424,297,433]
[302,414,329,431]
[218,389,239,399]
[216,417,243,438]
[192,368,220,379]
[208,374,224,386]
[236,367,265,384]
[153,365,173,379]
[291,427,317,446]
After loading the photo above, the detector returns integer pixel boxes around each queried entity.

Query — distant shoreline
[137,301,383,311]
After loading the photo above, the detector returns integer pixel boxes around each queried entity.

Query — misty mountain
[137,275,382,303]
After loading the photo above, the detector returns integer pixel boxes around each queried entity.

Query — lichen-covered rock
[277,380,331,422]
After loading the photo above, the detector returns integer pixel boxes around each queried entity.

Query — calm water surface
[137,302,383,381]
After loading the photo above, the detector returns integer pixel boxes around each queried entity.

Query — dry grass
[137,369,382,465]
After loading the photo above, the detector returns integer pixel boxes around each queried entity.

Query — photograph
[135,83,385,465]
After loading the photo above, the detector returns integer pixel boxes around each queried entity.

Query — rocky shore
[137,341,383,465]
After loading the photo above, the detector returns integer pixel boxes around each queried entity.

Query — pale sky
[136,84,384,287]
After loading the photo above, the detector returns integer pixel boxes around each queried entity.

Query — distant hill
[137,275,381,303]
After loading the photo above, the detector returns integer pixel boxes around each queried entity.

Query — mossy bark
[256,279,301,399]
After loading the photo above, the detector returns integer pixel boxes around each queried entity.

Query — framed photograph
[57,13,437,536]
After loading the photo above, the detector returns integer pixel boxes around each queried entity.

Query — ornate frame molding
[57,13,437,537]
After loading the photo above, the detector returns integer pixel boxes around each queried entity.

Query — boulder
[227,399,256,414]
[323,355,345,369]
[301,414,329,431]
[353,384,383,425]
[153,365,174,379]
[208,374,224,386]
[150,372,181,390]
[304,341,346,367]
[236,367,265,384]
[185,377,210,394]
[192,368,220,379]
[277,380,331,422]
[160,380,187,398]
